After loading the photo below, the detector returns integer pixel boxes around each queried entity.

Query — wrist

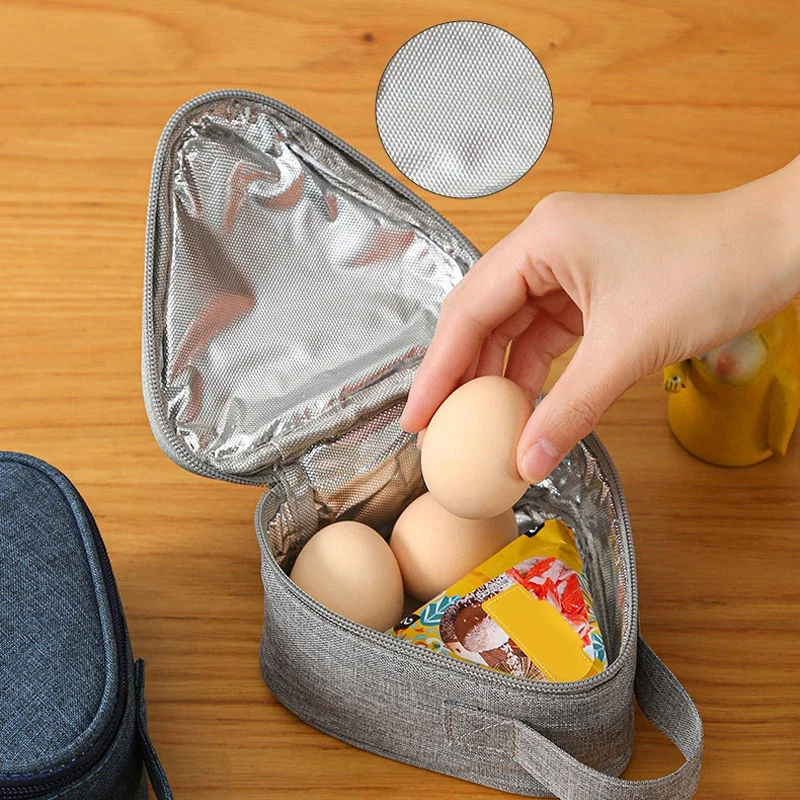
[775,156,800,291]
[758,156,800,297]
[724,157,800,306]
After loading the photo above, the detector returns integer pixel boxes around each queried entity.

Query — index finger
[401,217,553,432]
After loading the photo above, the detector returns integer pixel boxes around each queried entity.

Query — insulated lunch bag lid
[0,455,119,776]
[143,92,476,482]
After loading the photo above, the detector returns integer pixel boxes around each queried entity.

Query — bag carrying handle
[513,636,703,799]
[449,635,703,800]
[135,660,175,800]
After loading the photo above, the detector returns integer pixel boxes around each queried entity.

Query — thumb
[516,334,638,484]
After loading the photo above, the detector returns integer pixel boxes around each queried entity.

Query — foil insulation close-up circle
[375,21,553,198]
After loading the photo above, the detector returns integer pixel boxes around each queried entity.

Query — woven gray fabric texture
[376,22,553,198]
[257,535,638,798]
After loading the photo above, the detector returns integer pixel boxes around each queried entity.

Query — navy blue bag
[0,452,173,800]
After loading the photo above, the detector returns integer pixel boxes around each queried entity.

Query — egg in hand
[421,375,533,519]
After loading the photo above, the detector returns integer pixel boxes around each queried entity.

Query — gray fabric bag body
[0,452,172,800]
[142,90,704,799]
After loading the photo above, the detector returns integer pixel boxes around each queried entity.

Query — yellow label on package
[387,520,607,681]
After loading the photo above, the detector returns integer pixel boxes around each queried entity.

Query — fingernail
[400,408,410,432]
[521,439,561,484]
[416,428,426,451]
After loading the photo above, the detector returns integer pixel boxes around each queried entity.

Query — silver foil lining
[154,99,473,477]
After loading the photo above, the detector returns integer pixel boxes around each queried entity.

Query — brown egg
[390,492,518,602]
[421,376,533,519]
[290,521,404,631]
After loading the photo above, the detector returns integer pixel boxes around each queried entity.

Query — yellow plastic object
[663,304,800,466]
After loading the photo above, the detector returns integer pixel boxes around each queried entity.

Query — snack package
[388,520,607,681]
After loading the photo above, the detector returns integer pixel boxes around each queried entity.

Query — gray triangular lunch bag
[142,90,704,799]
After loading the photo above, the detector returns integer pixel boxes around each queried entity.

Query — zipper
[0,500,129,797]
[142,89,481,486]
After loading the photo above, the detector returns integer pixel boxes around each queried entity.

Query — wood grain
[1,1,798,797]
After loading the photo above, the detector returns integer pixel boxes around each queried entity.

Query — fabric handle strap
[449,635,703,800]
[135,659,174,800]
[514,636,702,799]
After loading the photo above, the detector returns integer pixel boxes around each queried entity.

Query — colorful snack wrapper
[387,520,607,681]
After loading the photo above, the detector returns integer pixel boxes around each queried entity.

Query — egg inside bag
[290,521,405,632]
[388,520,607,682]
[390,492,518,603]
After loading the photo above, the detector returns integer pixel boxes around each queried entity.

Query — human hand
[401,157,800,484]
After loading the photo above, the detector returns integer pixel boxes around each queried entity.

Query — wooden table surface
[2,1,799,797]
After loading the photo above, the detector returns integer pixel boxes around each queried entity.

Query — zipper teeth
[258,434,638,696]
[0,501,128,798]
[142,88,479,486]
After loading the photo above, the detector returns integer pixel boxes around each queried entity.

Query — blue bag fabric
[0,452,172,800]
